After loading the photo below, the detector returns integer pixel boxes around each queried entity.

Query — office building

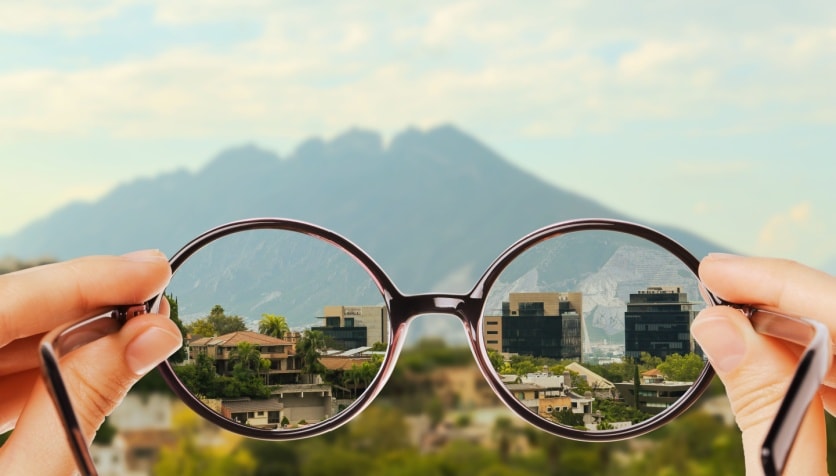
[484,292,583,361]
[313,305,389,349]
[624,286,698,360]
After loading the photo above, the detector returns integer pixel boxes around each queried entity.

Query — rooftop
[190,330,292,348]
[221,398,284,412]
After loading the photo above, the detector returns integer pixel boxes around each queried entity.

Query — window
[518,302,545,316]
[487,330,498,335]
[344,317,355,328]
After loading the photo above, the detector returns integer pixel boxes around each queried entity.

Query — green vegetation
[258,313,289,338]
[297,329,327,377]
[487,348,505,373]
[174,347,271,399]
[166,294,189,363]
[657,353,704,382]
[186,305,247,337]
[338,354,383,397]
[593,398,649,425]
[122,340,836,475]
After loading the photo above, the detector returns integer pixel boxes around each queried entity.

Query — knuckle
[65,362,135,434]
[726,370,787,432]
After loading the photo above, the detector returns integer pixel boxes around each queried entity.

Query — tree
[258,313,289,338]
[487,349,505,373]
[638,352,662,372]
[297,330,327,376]
[657,352,705,382]
[186,305,248,337]
[166,294,188,363]
[208,305,248,335]
[187,318,216,337]
[553,408,585,428]
[175,352,220,397]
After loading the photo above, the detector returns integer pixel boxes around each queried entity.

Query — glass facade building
[486,292,583,361]
[624,286,697,360]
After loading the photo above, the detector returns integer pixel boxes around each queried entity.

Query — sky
[1,0,835,271]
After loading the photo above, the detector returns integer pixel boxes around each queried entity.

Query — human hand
[0,250,183,475]
[691,253,836,476]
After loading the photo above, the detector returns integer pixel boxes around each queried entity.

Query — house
[613,369,692,415]
[220,398,284,428]
[188,330,303,384]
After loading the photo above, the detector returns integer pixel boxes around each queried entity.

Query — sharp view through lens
[3,125,771,475]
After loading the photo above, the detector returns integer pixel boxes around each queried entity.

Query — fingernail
[122,249,167,262]
[691,311,746,373]
[125,327,182,375]
[704,252,740,261]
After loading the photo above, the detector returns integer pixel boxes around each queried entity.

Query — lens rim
[156,217,715,442]
[156,217,399,440]
[469,218,716,442]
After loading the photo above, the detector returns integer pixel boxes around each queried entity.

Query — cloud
[675,160,754,177]
[0,0,133,35]
[1,1,835,144]
[755,202,824,259]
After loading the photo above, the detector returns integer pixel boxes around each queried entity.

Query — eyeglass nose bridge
[388,293,484,332]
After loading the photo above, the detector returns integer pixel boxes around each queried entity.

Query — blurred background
[1,1,835,474]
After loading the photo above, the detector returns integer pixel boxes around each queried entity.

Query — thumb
[691,306,827,476]
[1,304,182,475]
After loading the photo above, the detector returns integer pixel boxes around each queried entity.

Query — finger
[0,308,181,475]
[0,334,42,377]
[821,385,836,417]
[0,250,171,347]
[0,369,39,433]
[700,253,836,321]
[691,305,827,475]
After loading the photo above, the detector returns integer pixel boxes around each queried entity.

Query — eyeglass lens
[164,225,709,436]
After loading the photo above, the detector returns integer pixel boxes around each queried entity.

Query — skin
[0,250,182,475]
[0,250,832,474]
[692,253,836,476]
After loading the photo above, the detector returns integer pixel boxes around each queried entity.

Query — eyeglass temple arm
[39,297,161,476]
[740,309,832,476]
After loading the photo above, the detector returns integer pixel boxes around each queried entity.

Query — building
[220,398,284,428]
[502,370,595,422]
[614,369,693,415]
[565,361,617,400]
[484,292,583,361]
[188,330,302,385]
[624,286,698,360]
[313,305,389,349]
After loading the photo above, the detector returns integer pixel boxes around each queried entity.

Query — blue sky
[1,1,835,271]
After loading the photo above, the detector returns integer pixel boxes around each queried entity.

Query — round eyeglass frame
[155,217,717,443]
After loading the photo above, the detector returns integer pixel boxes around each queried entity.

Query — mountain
[0,125,725,340]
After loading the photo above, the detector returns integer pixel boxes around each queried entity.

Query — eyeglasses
[40,218,831,476]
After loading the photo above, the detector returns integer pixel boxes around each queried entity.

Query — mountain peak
[203,144,280,176]
[291,128,383,161]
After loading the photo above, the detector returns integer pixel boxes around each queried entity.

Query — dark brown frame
[39,218,830,476]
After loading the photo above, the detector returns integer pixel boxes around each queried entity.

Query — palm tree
[258,313,290,338]
[297,330,327,377]
[343,365,361,398]
[232,342,262,372]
